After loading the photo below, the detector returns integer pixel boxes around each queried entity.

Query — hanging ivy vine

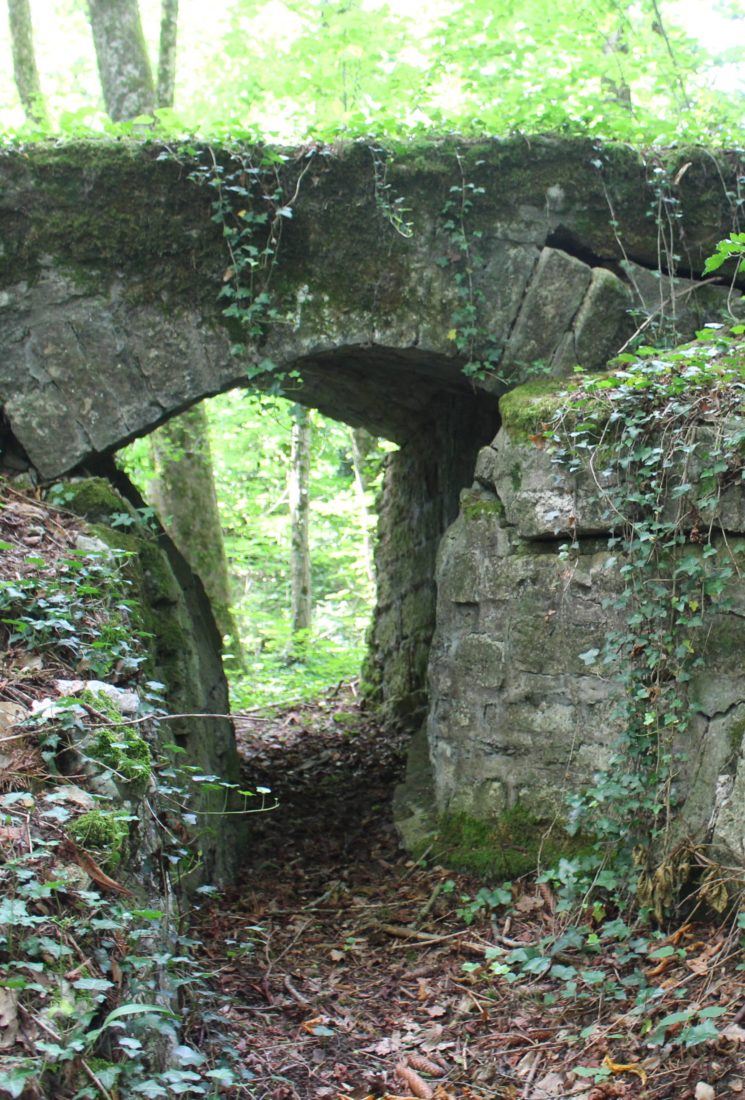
[547,318,745,915]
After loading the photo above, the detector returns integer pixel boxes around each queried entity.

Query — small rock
[74,534,110,555]
[42,785,95,810]
[55,679,139,715]
[0,701,29,734]
[695,1083,716,1100]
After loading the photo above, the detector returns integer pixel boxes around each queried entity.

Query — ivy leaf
[579,648,600,666]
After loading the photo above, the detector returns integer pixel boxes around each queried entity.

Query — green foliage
[181,144,297,356]
[0,0,742,145]
[704,232,745,276]
[67,810,129,870]
[0,543,147,681]
[121,391,388,706]
[82,689,152,794]
[0,490,251,1098]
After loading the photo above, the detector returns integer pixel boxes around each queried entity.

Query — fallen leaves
[602,1054,647,1085]
[192,689,745,1100]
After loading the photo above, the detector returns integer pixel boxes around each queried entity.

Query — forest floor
[191,689,745,1100]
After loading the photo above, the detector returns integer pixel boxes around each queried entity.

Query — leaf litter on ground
[190,689,745,1100]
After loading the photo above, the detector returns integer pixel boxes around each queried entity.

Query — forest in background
[120,397,391,707]
[1,0,744,144]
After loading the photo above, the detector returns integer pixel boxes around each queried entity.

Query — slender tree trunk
[156,0,178,109]
[88,1,243,665]
[350,427,375,584]
[7,0,48,126]
[149,404,244,663]
[87,0,155,120]
[289,405,312,638]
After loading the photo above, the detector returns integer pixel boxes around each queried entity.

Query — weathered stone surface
[365,393,497,726]
[427,490,619,821]
[501,248,592,369]
[420,391,745,870]
[61,477,246,885]
[1,139,740,481]
[1,137,743,847]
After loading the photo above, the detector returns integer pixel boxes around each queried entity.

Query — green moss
[462,494,505,520]
[68,809,128,871]
[499,376,581,441]
[433,807,582,879]
[82,689,151,794]
[727,716,745,761]
[60,478,138,527]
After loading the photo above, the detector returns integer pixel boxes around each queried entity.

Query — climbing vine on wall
[437,153,500,383]
[183,143,319,380]
[548,320,745,915]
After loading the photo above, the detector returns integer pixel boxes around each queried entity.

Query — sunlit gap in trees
[117,391,396,709]
[1,0,743,144]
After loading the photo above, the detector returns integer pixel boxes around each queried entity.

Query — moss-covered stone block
[433,808,582,879]
[82,689,151,796]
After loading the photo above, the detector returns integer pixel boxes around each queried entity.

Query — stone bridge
[1,137,743,858]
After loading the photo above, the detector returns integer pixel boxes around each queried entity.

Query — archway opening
[116,389,395,709]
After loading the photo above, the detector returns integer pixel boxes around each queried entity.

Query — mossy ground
[82,688,151,794]
[68,809,129,870]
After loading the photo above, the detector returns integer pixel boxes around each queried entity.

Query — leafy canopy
[0,0,742,144]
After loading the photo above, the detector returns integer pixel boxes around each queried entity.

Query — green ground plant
[0,486,250,1097]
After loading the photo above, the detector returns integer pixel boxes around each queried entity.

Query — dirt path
[191,690,745,1100]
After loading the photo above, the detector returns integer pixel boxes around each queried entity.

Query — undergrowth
[0,484,250,1098]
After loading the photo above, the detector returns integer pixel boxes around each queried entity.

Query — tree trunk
[350,427,375,585]
[87,0,155,120]
[149,404,244,664]
[156,0,179,109]
[289,405,312,638]
[7,0,48,126]
[88,1,242,665]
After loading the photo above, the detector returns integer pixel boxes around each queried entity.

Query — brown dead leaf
[722,1023,745,1043]
[364,1036,402,1056]
[426,1005,446,1019]
[61,839,134,897]
[515,894,544,913]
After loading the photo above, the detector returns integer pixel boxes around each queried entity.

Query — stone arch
[0,138,740,732]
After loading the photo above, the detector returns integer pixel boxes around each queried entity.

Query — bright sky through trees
[1,0,743,142]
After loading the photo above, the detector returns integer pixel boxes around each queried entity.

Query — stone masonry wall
[425,392,745,868]
[366,392,498,727]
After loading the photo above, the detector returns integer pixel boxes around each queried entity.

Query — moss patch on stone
[82,689,151,794]
[68,809,129,870]
[462,494,505,521]
[499,377,581,442]
[433,807,580,879]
